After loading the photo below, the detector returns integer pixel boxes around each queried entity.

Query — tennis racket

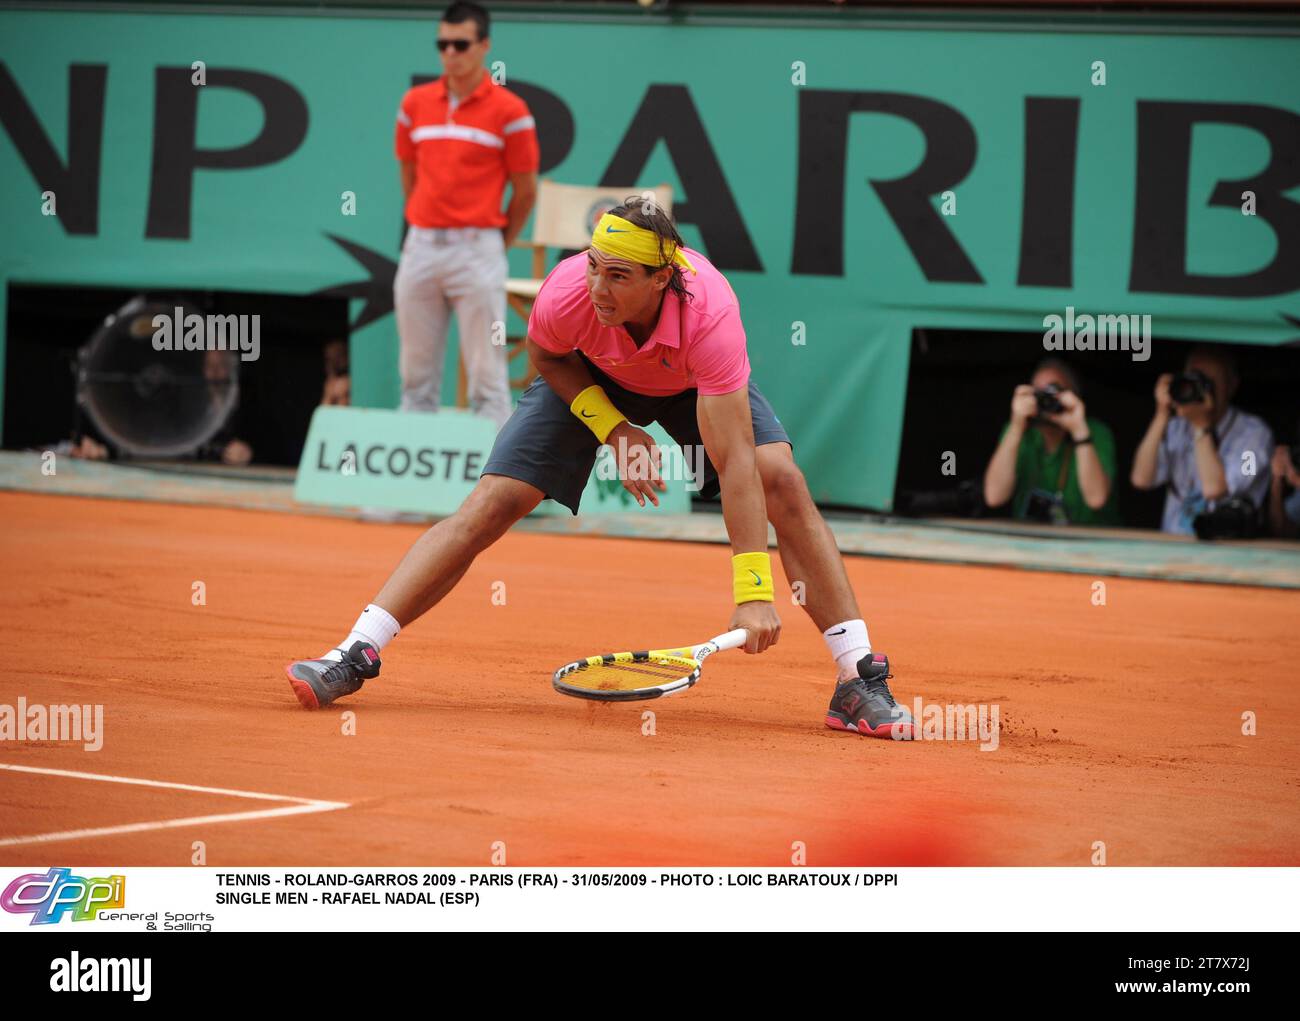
[552,628,750,702]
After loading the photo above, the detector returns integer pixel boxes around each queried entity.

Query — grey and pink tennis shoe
[825,652,915,740]
[286,641,381,710]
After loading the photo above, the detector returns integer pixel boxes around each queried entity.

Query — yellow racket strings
[565,654,698,692]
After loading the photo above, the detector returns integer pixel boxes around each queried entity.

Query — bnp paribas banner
[1,7,1297,508]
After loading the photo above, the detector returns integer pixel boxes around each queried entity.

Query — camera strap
[1035,440,1074,525]
[1055,443,1072,496]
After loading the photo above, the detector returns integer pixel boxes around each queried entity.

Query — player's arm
[399,159,415,201]
[697,388,767,553]
[526,337,666,506]
[525,337,597,406]
[697,387,781,654]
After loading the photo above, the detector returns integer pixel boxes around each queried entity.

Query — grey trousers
[394,225,511,427]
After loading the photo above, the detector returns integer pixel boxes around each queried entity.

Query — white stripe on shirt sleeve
[502,115,536,135]
[410,124,504,149]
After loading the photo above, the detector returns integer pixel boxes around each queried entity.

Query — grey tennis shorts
[481,353,791,515]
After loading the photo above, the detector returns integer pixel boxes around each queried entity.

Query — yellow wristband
[732,551,774,604]
[569,384,628,444]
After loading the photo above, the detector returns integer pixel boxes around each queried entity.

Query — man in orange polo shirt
[394,2,538,426]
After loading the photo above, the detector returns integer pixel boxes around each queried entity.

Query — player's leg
[755,442,859,631]
[754,441,913,739]
[285,474,541,710]
[657,382,912,739]
[285,374,599,709]
[447,230,512,428]
[372,474,541,624]
[395,228,451,413]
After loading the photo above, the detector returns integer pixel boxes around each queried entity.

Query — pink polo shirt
[527,247,751,397]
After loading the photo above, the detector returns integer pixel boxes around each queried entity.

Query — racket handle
[702,628,750,656]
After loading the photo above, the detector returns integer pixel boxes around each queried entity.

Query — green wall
[2,4,1297,507]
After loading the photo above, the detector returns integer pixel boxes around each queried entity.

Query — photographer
[1269,438,1300,539]
[983,358,1121,526]
[1131,345,1273,536]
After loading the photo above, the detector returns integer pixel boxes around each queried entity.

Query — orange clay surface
[1,490,1297,867]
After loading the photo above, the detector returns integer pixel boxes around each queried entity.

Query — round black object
[1169,370,1214,406]
[76,295,239,458]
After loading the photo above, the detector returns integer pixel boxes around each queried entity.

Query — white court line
[0,762,349,848]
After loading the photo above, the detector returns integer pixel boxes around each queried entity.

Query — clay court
[2,488,1297,867]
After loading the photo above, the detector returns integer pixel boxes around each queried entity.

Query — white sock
[824,619,870,683]
[322,603,401,661]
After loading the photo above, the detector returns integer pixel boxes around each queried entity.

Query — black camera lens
[1035,383,1064,415]
[1170,370,1214,405]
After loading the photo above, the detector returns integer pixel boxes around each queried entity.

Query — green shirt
[1006,418,1122,527]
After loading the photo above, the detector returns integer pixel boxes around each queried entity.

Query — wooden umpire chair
[456,180,674,408]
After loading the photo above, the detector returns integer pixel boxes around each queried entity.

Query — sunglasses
[436,39,474,52]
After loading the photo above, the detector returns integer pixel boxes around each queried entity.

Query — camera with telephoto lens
[1169,369,1215,406]
[1192,496,1260,541]
[1034,383,1065,416]
[895,479,986,518]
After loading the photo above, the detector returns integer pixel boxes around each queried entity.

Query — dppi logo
[1,868,126,925]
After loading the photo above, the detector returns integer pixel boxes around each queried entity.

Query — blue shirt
[1154,407,1274,534]
[1286,488,1300,527]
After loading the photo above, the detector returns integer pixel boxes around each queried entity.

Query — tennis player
[287,197,915,739]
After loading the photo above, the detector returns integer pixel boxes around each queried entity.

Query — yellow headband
[590,212,695,274]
